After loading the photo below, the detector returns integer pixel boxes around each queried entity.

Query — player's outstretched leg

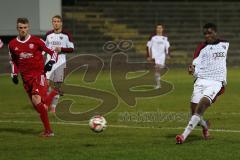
[176,97,210,144]
[191,103,210,139]
[200,119,210,139]
[176,114,201,144]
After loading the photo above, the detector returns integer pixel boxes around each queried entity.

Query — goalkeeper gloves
[11,75,18,85]
[44,60,55,73]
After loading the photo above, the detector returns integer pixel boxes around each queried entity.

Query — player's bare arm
[188,64,195,75]
[146,48,153,62]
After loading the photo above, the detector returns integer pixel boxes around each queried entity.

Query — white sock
[199,119,207,129]
[155,73,160,86]
[47,87,52,95]
[182,114,200,140]
[51,94,60,108]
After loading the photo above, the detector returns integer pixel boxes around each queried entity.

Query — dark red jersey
[8,35,58,82]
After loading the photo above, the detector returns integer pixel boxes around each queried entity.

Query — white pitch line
[1,112,240,115]
[1,112,38,115]
[0,120,240,133]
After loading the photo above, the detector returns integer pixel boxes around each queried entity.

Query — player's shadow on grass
[0,127,39,135]
[82,144,97,147]
[165,133,204,144]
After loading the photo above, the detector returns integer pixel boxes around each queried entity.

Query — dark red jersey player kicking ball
[8,17,59,137]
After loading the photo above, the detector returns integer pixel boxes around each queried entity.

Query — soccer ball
[89,115,107,133]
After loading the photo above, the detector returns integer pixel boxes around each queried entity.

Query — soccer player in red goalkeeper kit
[8,18,58,137]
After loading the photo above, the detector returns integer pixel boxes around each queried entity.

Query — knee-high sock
[199,118,208,129]
[51,94,60,108]
[155,72,160,86]
[182,114,200,140]
[35,102,52,132]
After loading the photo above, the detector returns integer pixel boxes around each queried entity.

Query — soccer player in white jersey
[146,24,170,89]
[45,15,74,112]
[176,23,229,144]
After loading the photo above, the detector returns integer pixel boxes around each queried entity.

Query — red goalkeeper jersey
[8,35,58,82]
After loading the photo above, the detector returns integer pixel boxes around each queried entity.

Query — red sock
[45,89,58,107]
[35,102,52,132]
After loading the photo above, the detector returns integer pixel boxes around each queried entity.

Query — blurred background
[1,0,240,73]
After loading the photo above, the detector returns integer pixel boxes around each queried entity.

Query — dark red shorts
[23,74,48,103]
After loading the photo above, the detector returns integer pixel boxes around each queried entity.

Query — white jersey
[45,30,74,68]
[147,35,170,59]
[192,40,229,84]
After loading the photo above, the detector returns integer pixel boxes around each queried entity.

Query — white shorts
[46,63,65,82]
[46,54,66,82]
[191,78,223,104]
[154,55,166,66]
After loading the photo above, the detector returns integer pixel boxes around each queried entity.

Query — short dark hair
[156,23,164,27]
[52,15,62,21]
[17,18,29,24]
[203,23,217,32]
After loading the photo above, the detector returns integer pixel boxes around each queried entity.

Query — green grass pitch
[0,68,240,160]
